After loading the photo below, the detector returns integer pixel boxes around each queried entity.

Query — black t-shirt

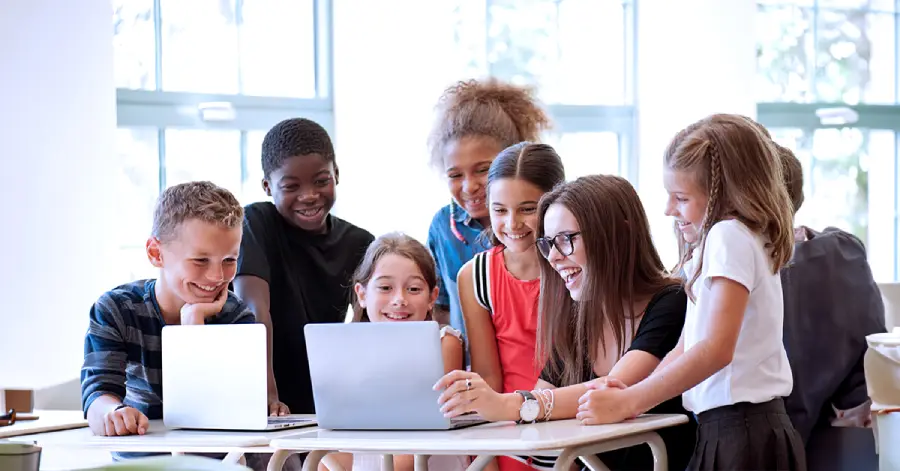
[237,202,374,413]
[541,285,696,471]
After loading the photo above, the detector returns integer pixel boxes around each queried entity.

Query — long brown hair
[350,233,438,322]
[536,175,678,386]
[665,114,794,300]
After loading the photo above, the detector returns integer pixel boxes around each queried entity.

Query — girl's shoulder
[705,218,763,251]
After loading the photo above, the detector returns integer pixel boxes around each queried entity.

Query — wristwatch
[515,390,540,424]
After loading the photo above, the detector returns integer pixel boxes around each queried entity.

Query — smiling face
[663,168,708,244]
[489,178,544,253]
[263,153,337,233]
[443,136,504,221]
[541,203,587,301]
[148,218,241,309]
[354,253,439,323]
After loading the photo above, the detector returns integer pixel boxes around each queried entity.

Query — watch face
[521,399,540,422]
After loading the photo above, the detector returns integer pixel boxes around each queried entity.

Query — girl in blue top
[425,78,551,343]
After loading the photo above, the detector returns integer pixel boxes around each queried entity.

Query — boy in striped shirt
[80,181,255,437]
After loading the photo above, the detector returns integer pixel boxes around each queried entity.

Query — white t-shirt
[682,219,793,414]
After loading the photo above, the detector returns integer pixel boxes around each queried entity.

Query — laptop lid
[305,321,453,430]
[162,324,268,430]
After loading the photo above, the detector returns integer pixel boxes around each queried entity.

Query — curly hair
[427,78,551,169]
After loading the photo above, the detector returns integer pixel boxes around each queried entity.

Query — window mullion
[153,0,163,91]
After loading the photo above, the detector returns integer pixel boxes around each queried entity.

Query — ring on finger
[465,378,472,391]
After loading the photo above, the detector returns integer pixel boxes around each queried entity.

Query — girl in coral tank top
[457,142,565,471]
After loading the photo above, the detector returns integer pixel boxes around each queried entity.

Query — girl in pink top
[457,142,565,471]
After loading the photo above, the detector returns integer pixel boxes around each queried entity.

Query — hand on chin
[181,287,228,325]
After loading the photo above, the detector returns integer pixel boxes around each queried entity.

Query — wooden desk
[0,410,87,439]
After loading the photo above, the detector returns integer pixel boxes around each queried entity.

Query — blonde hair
[665,114,794,300]
[351,233,438,322]
[151,181,243,243]
[427,78,551,169]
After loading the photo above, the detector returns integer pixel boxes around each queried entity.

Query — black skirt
[688,398,807,471]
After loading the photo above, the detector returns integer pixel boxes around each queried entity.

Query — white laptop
[161,323,316,431]
[305,321,487,430]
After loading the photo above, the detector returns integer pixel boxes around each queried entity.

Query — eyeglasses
[535,232,581,259]
[0,409,16,427]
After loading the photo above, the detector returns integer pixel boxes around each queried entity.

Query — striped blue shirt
[80,279,255,420]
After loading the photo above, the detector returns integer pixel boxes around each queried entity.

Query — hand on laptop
[269,397,290,416]
[97,406,149,437]
[180,288,229,325]
[434,370,517,422]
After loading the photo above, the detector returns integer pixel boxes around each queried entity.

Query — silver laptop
[161,323,316,431]
[305,321,487,430]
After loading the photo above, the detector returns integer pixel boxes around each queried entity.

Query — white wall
[0,0,118,389]
[636,0,758,267]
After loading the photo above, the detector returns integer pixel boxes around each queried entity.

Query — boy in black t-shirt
[234,118,374,416]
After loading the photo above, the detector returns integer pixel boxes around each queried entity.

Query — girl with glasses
[436,175,696,471]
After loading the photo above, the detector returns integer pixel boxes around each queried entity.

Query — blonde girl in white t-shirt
[574,114,806,471]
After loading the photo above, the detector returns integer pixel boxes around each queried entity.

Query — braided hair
[665,114,794,301]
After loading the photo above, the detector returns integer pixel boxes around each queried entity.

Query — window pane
[115,128,160,282]
[160,0,240,94]
[240,0,317,98]
[757,3,897,103]
[164,129,242,198]
[815,10,896,104]
[453,0,629,105]
[818,0,896,11]
[771,128,897,280]
[757,5,815,102]
[113,0,156,90]
[545,132,621,180]
[243,130,269,205]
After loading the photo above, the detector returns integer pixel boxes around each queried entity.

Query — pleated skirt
[688,398,807,471]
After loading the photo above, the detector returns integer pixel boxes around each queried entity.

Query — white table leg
[268,449,298,471]
[644,431,668,471]
[467,455,495,471]
[381,454,395,471]
[222,451,245,464]
[553,431,668,471]
[580,455,611,471]
[299,450,331,471]
[414,454,429,471]
[321,453,345,471]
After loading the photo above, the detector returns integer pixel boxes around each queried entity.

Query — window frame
[756,2,900,281]
[115,0,335,191]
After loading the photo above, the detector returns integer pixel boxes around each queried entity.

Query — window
[757,0,900,281]
[112,0,332,282]
[451,0,637,180]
